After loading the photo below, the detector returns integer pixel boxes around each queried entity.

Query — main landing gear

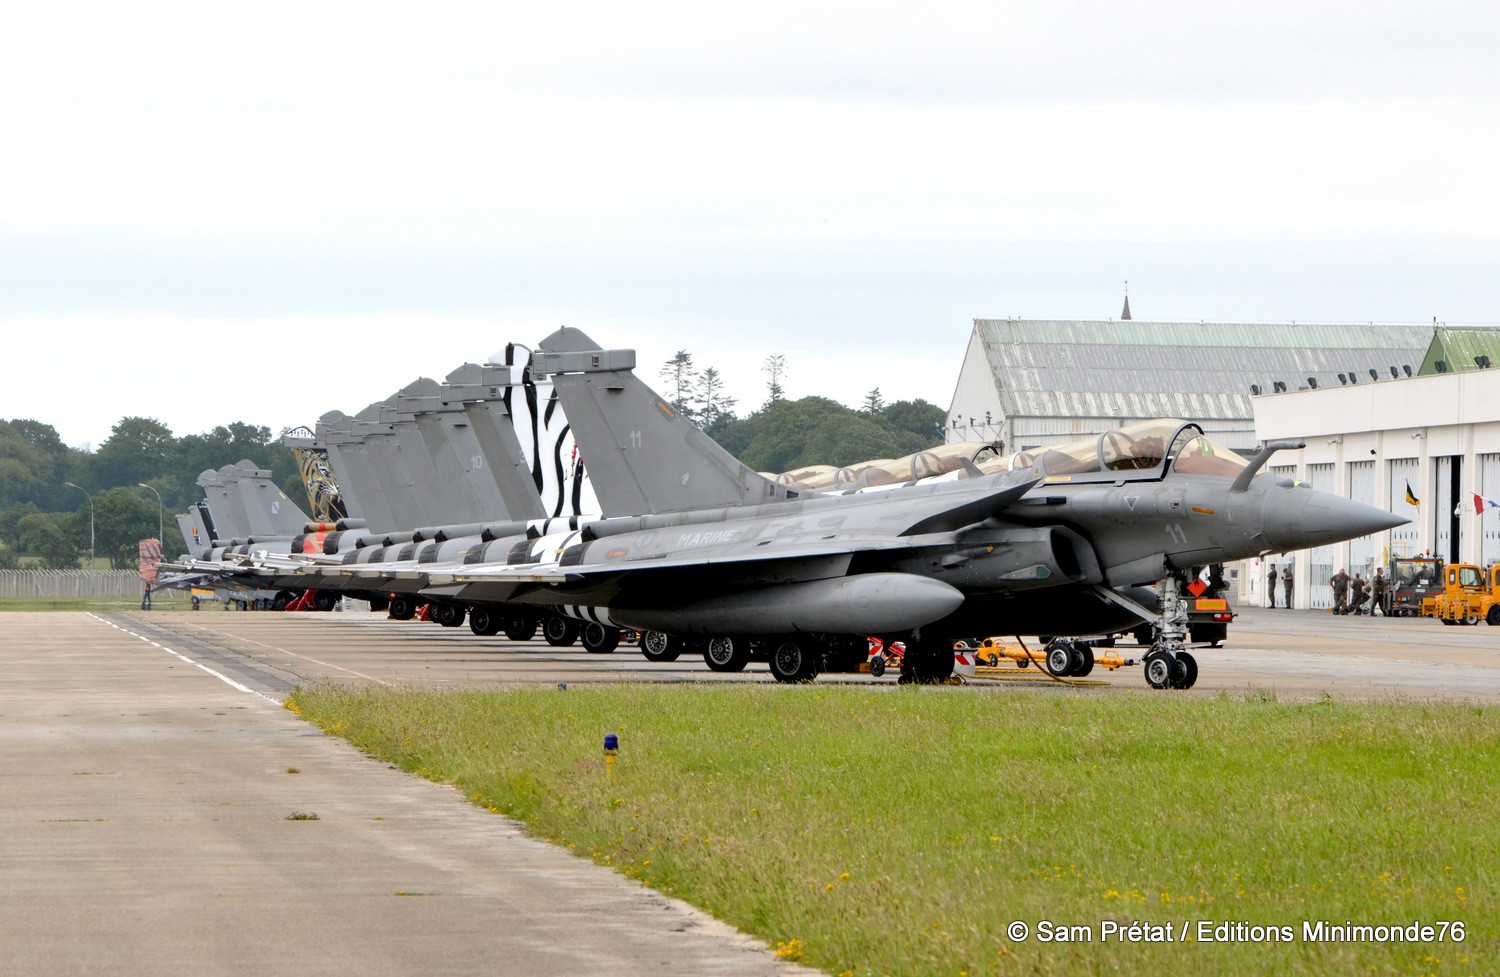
[1043,638,1096,678]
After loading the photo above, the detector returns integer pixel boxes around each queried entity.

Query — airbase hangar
[944,317,1500,609]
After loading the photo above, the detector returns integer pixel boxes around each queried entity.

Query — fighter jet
[158,348,604,630]
[382,328,1404,687]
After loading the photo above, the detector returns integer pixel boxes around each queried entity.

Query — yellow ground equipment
[964,636,1131,677]
[1432,563,1500,626]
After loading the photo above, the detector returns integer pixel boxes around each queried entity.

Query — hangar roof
[970,319,1436,422]
[1420,328,1500,376]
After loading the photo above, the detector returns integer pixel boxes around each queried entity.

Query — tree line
[658,350,947,473]
[0,352,947,569]
[0,418,295,569]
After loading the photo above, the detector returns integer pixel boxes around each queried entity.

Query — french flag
[1473,493,1500,515]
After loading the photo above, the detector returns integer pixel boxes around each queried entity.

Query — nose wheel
[1143,574,1198,689]
[1144,649,1198,689]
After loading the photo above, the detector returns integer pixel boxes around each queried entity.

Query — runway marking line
[168,619,394,688]
[89,613,283,705]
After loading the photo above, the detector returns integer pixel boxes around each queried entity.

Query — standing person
[1332,569,1350,614]
[1267,563,1279,608]
[1350,573,1369,615]
[1371,567,1388,616]
[1282,562,1294,610]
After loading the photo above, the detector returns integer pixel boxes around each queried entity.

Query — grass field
[0,596,194,611]
[288,684,1495,977]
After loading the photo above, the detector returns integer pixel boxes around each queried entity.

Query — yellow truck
[1432,563,1500,626]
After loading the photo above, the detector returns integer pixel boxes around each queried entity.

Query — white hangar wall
[1251,367,1500,609]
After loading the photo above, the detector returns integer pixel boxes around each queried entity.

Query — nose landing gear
[1141,575,1199,689]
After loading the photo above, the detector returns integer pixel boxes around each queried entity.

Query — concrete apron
[0,612,811,977]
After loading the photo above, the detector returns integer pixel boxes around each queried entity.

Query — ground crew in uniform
[1371,567,1388,615]
[1282,563,1294,609]
[1332,569,1350,613]
[1267,563,1279,608]
[1350,573,1370,615]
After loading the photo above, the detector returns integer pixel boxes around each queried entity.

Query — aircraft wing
[151,568,231,590]
[414,483,1045,590]
[447,538,905,581]
[898,475,1041,536]
[151,558,290,590]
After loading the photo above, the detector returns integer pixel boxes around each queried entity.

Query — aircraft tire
[1045,641,1073,677]
[639,630,682,662]
[582,623,621,654]
[435,603,467,628]
[542,615,579,647]
[1144,652,1174,690]
[503,614,538,641]
[822,637,867,673]
[313,592,337,612]
[1072,645,1095,678]
[905,639,954,683]
[272,591,295,612]
[1171,651,1199,689]
[704,636,749,672]
[389,596,417,620]
[769,639,819,683]
[469,607,503,636]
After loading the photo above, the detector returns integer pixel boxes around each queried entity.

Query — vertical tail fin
[440,362,551,521]
[392,377,495,526]
[282,426,349,523]
[176,509,209,555]
[194,468,242,538]
[534,327,795,515]
[317,410,400,533]
[222,461,309,537]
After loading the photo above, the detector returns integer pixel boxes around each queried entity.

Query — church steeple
[1121,280,1132,320]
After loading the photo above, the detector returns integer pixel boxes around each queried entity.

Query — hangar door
[1306,462,1334,609]
[1386,458,1421,556]
[1434,456,1460,565]
[1347,460,1376,576]
[1481,454,1500,568]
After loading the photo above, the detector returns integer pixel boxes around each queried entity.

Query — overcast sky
[3,1,1496,449]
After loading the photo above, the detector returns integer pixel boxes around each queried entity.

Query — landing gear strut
[1143,575,1198,689]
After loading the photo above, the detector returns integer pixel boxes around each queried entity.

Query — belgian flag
[1405,480,1420,506]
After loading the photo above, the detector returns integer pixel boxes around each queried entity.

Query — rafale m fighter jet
[393,328,1404,687]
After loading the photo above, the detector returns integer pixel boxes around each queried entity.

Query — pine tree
[659,351,698,420]
[762,354,787,404]
[693,367,736,430]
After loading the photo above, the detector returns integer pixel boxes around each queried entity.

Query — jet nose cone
[1265,489,1408,551]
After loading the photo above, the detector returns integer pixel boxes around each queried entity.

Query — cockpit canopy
[989,420,1250,482]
